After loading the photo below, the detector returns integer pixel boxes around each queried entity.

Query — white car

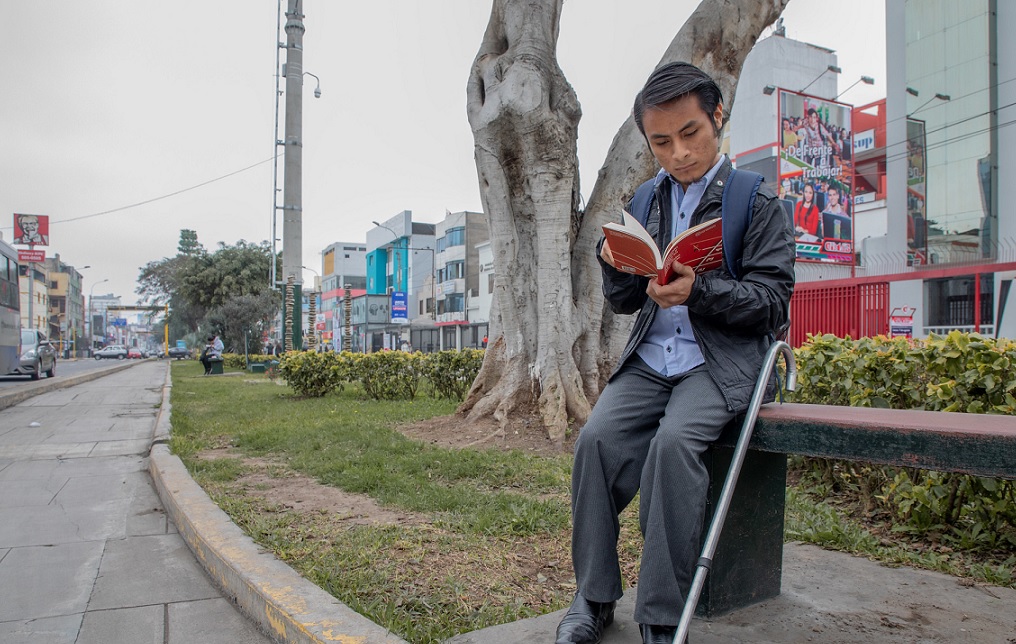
[94,345,128,360]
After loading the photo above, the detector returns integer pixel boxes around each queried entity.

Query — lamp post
[273,0,323,353]
[800,64,842,95]
[88,279,109,356]
[834,75,875,101]
[909,92,951,116]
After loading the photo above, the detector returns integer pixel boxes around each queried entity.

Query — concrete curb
[148,368,409,644]
[0,359,142,412]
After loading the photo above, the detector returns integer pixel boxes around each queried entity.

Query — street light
[799,64,841,95]
[834,75,875,101]
[910,92,951,116]
[88,279,109,355]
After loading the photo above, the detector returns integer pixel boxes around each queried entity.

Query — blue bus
[0,239,21,374]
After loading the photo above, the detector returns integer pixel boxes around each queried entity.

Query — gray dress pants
[570,358,734,626]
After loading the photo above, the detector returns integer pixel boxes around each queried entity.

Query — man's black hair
[633,62,724,137]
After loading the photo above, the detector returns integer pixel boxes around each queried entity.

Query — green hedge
[275,349,484,402]
[221,353,274,370]
[790,331,1016,552]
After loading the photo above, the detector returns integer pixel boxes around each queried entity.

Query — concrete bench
[698,403,1016,616]
[208,356,224,375]
[248,360,279,374]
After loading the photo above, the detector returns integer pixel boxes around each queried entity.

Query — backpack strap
[720,168,764,280]
[630,177,657,227]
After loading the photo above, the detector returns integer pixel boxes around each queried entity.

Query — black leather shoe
[640,623,678,644]
[555,593,615,644]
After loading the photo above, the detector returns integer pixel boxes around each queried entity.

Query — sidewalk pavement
[0,361,272,643]
[3,362,1015,643]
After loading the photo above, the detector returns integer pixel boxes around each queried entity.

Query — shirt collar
[653,154,728,190]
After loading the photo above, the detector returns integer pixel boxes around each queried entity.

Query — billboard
[778,90,854,263]
[390,291,408,324]
[906,118,928,265]
[12,213,50,246]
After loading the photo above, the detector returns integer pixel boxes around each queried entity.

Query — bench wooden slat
[736,403,1016,480]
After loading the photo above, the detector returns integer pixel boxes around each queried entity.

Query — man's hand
[600,238,616,268]
[647,261,695,308]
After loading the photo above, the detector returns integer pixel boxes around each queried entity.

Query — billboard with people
[778,90,854,264]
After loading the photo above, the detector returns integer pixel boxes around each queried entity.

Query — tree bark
[463,0,790,444]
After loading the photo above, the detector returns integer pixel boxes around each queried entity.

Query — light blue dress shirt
[635,156,726,377]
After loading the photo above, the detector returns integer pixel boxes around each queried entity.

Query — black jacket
[598,158,796,413]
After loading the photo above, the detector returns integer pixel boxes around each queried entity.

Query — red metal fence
[789,281,890,347]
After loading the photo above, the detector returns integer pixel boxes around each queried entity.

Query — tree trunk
[463,0,790,444]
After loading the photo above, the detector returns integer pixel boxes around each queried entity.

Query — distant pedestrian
[199,337,214,375]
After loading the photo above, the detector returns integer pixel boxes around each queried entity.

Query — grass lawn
[168,360,1014,643]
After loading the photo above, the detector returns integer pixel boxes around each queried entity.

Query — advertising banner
[18,249,45,263]
[12,213,50,246]
[906,118,928,265]
[778,90,854,264]
[390,291,408,324]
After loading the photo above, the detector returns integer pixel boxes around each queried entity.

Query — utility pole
[281,0,305,350]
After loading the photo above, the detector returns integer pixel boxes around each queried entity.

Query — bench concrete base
[699,442,786,616]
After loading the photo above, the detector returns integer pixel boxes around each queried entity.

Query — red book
[602,211,724,284]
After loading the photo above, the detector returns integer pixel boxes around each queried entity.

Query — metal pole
[270,0,283,291]
[27,245,34,329]
[673,341,798,644]
[281,0,305,351]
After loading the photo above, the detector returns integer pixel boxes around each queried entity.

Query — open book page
[659,217,724,281]
[602,211,724,284]
[601,210,665,279]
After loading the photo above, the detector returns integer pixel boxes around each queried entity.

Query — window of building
[444,293,465,313]
[924,275,993,331]
[446,261,464,280]
[487,273,494,294]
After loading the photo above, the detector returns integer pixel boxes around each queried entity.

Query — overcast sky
[0,0,884,302]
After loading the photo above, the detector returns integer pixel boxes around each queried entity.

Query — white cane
[673,340,797,644]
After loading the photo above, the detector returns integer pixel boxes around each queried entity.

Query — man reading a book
[556,62,795,644]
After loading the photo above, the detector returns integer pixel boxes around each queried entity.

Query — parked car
[127,347,143,359]
[94,345,128,360]
[167,346,191,360]
[10,329,57,380]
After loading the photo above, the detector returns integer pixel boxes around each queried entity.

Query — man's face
[642,94,723,189]
[20,218,38,236]
[828,189,840,206]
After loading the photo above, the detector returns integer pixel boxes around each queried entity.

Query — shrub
[346,351,424,400]
[278,351,344,397]
[790,331,1016,552]
[221,353,274,370]
[422,349,485,401]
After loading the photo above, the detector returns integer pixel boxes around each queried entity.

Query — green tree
[203,291,279,355]
[178,240,274,311]
[177,229,201,256]
[137,233,279,346]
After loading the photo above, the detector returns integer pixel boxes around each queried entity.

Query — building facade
[432,210,489,350]
[17,262,48,332]
[728,3,1016,342]
[319,241,366,351]
[42,254,86,357]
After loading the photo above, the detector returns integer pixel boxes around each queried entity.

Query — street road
[0,358,159,389]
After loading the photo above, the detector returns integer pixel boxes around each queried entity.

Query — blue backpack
[629,168,764,280]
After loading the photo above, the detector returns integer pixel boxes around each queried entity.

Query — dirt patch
[196,412,576,530]
[197,450,423,527]
[395,411,576,456]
